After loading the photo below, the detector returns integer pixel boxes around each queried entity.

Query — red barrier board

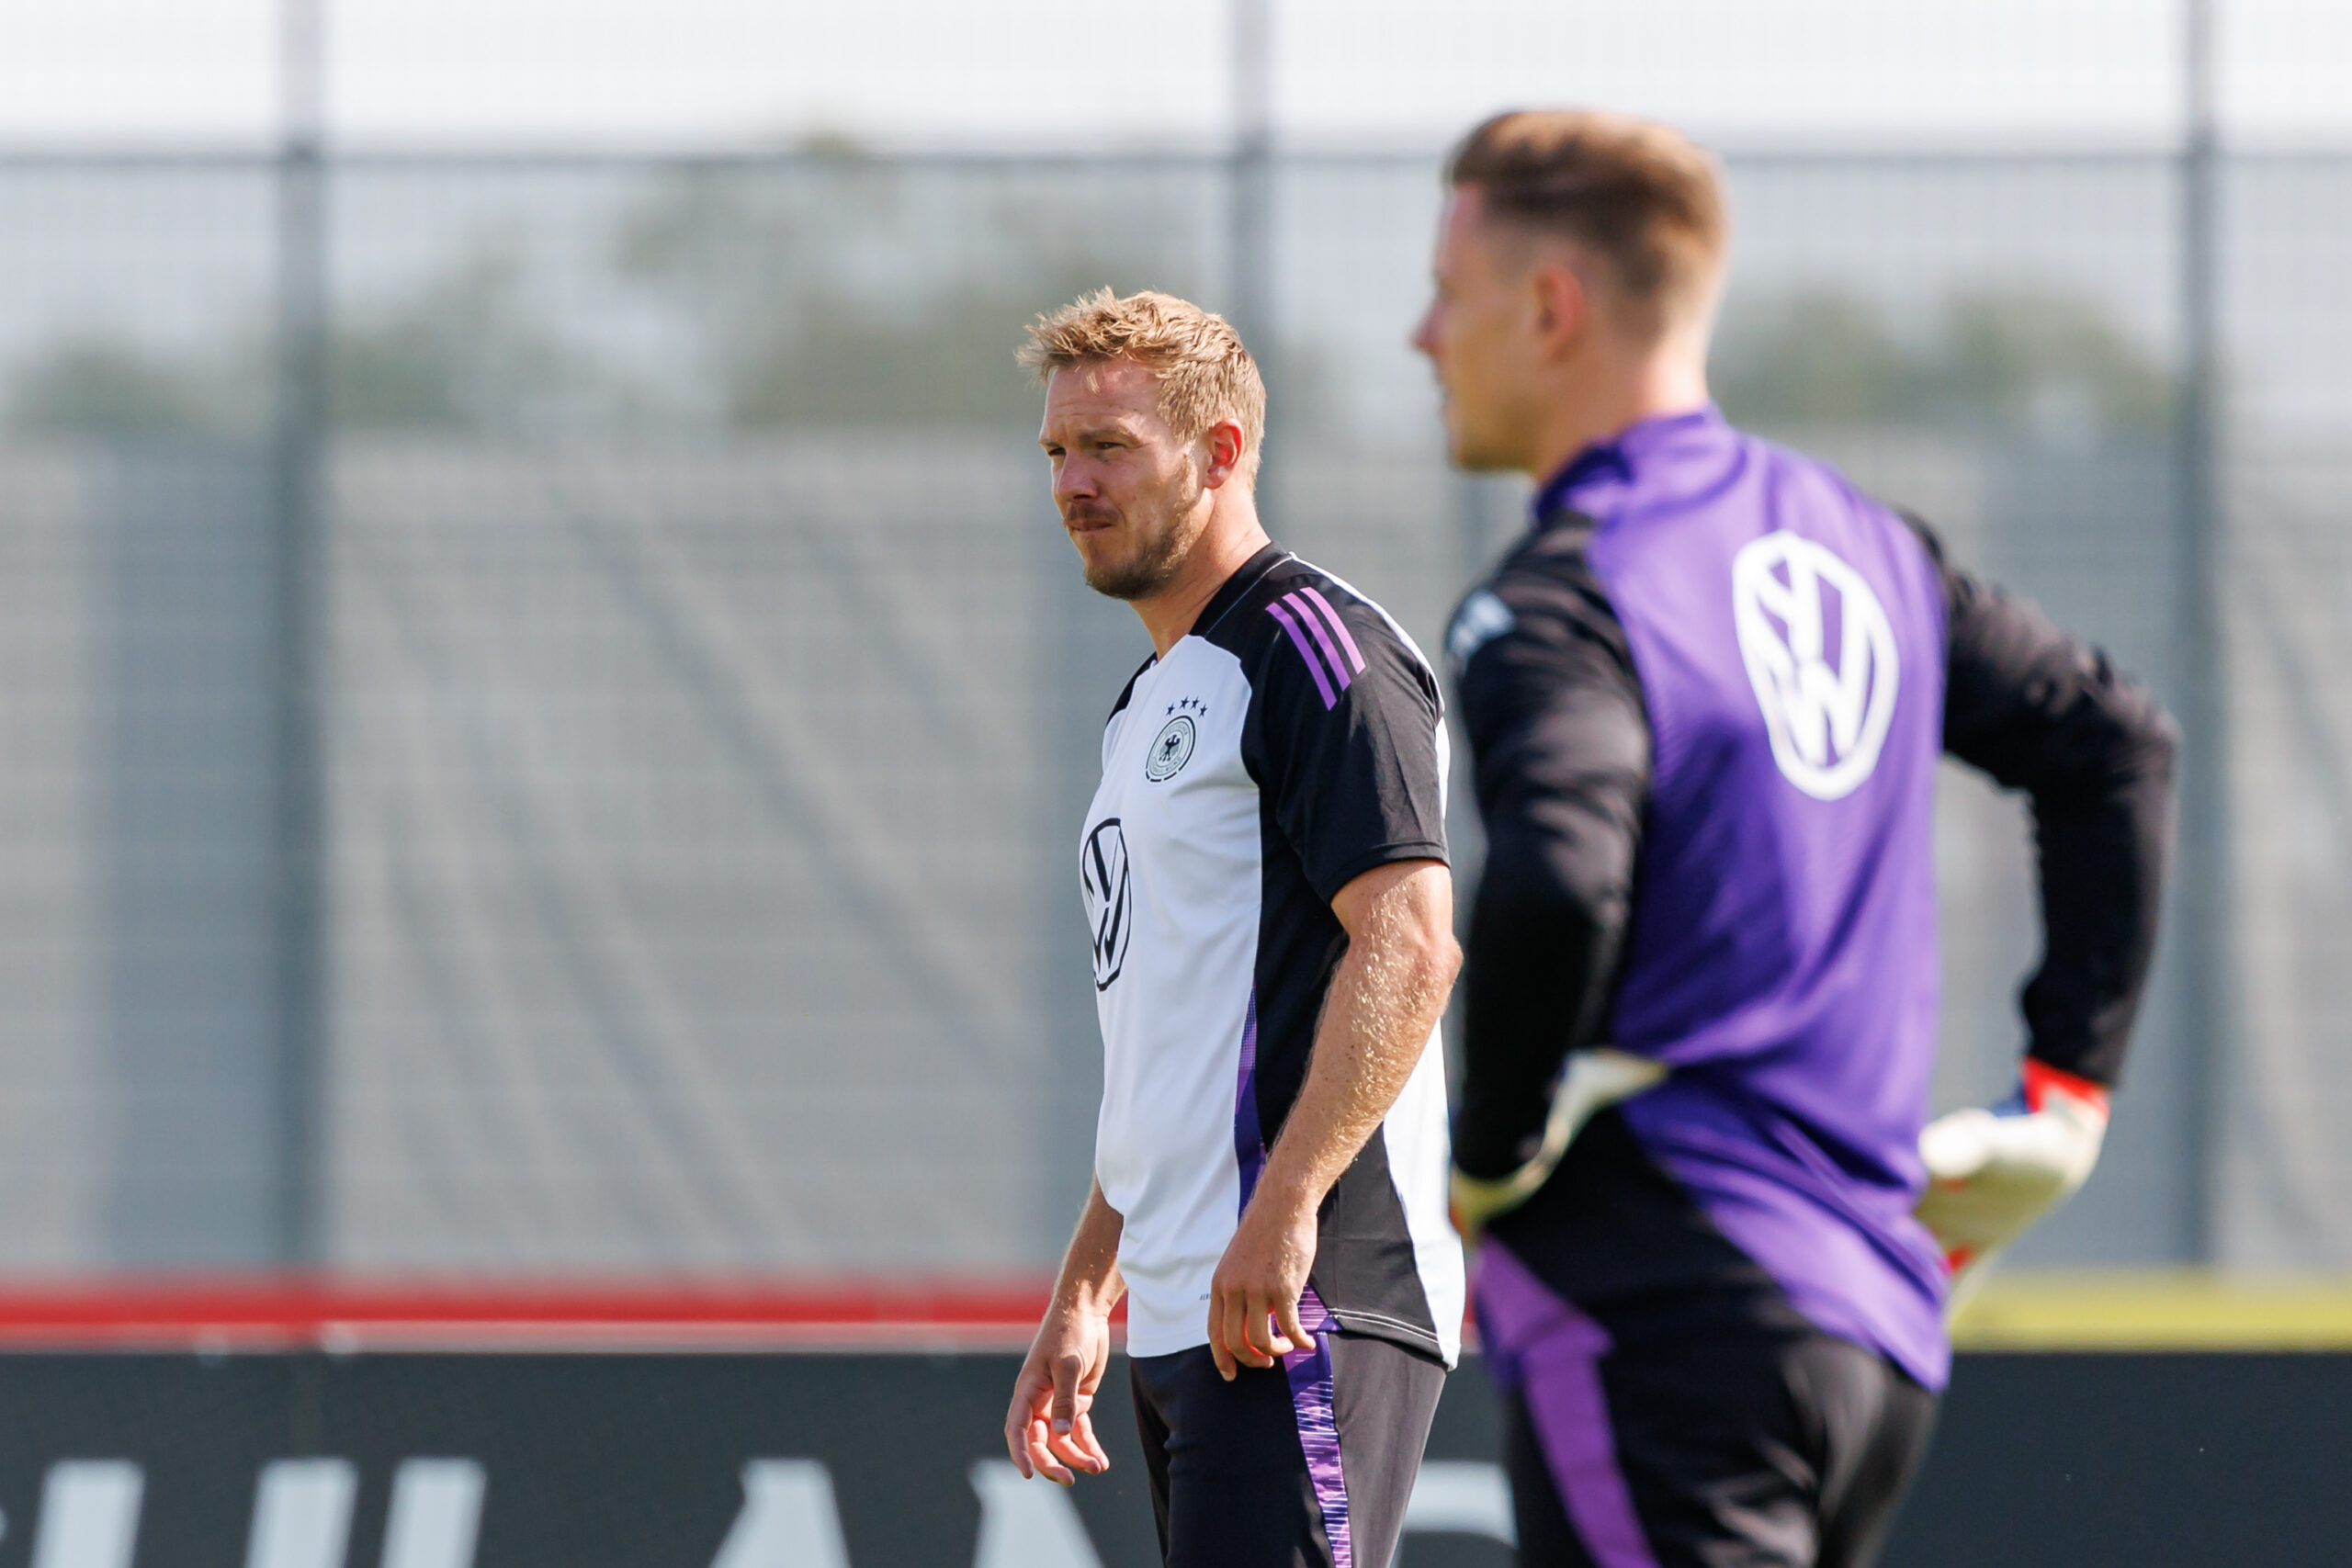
[0,1275,1069,1350]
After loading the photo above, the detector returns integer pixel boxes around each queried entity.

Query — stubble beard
[1074,489,1206,603]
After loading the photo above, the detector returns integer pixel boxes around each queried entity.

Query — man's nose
[1410,307,1440,360]
[1054,458,1096,502]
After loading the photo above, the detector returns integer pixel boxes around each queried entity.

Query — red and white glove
[1915,1059,2110,1307]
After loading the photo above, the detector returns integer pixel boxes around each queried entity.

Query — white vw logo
[1731,532,1899,801]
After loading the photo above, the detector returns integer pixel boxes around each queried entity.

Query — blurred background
[0,0,2344,1288]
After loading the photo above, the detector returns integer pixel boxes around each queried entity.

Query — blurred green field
[1952,1269,2352,1348]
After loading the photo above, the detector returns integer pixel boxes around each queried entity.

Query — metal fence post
[1228,0,1276,520]
[271,0,329,1268]
[2176,0,2228,1264]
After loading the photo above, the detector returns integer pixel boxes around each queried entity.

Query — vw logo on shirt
[1732,531,1900,801]
[1080,818,1133,990]
[1144,715,1197,782]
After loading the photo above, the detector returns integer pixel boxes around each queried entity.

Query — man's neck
[1523,349,1712,485]
[1133,495,1272,658]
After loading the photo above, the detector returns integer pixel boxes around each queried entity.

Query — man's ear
[1527,258,1590,363]
[1201,419,1249,490]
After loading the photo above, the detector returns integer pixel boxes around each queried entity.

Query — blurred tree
[1713,289,1923,426]
[1714,285,2176,446]
[7,260,611,442]
[6,247,634,443]
[332,249,627,434]
[616,154,1270,430]
[1939,288,2176,442]
[8,343,230,438]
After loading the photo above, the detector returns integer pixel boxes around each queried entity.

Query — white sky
[0,0,2345,150]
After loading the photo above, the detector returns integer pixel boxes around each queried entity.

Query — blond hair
[1018,288,1267,486]
[1447,109,1729,337]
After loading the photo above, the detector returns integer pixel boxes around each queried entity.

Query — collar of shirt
[1531,402,1729,530]
[1183,540,1292,643]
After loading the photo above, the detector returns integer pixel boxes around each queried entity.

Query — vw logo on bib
[1731,532,1899,801]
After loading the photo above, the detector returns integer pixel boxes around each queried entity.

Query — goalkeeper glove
[1914,1058,2110,1305]
[1451,1047,1667,1244]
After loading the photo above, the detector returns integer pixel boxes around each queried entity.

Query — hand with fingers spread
[1207,1186,1320,1380]
[1006,1179,1125,1486]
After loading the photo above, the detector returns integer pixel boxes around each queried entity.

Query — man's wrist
[1053,1273,1122,1320]
[1243,1160,1329,1226]
[1449,1116,1534,1182]
[2020,1056,2111,1120]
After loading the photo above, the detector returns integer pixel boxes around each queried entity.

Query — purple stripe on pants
[1266,601,1340,708]
[1236,994,1350,1564]
[1284,1286,1353,1568]
[1476,1239,1663,1568]
[1283,592,1357,695]
[1295,585,1368,674]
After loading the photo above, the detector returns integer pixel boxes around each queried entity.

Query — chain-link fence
[0,3,2345,1278]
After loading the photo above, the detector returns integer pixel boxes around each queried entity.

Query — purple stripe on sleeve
[1475,1240,1663,1568]
[1283,1286,1353,1568]
[1295,585,1367,674]
[1266,601,1340,709]
[1283,592,1356,696]
[1233,991,1263,1212]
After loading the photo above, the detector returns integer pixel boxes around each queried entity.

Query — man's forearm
[1256,863,1459,1214]
[1453,837,1630,1178]
[1052,1179,1126,1314]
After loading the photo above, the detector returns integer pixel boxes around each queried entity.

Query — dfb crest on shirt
[1732,531,1900,801]
[1080,818,1132,990]
[1144,714,1196,782]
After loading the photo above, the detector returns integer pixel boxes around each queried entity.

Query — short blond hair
[1018,288,1267,486]
[1448,109,1729,337]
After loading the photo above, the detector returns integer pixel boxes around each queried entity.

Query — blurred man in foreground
[1417,112,2177,1567]
[1002,289,1464,1568]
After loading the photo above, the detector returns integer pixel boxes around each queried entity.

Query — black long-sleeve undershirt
[1917,516,2180,1089]
[1448,510,2178,1181]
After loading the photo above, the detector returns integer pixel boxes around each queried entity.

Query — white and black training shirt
[1081,543,1464,1366]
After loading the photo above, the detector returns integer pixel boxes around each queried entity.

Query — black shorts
[1502,1322,1938,1568]
[1129,1321,1446,1568]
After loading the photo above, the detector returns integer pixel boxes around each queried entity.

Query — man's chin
[1082,565,1148,601]
[1445,427,1521,475]
[1077,545,1167,602]
[1432,408,1508,473]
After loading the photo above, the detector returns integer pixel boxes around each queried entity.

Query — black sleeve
[1250,596,1450,904]
[1448,575,1651,1180]
[1905,514,2179,1088]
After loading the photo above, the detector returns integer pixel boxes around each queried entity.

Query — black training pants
[1130,1329,1446,1568]
[1506,1325,1938,1568]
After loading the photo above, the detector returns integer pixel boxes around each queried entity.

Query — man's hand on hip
[1208,1185,1319,1380]
[1005,1297,1115,1485]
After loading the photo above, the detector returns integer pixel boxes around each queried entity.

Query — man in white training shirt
[1002,288,1465,1568]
